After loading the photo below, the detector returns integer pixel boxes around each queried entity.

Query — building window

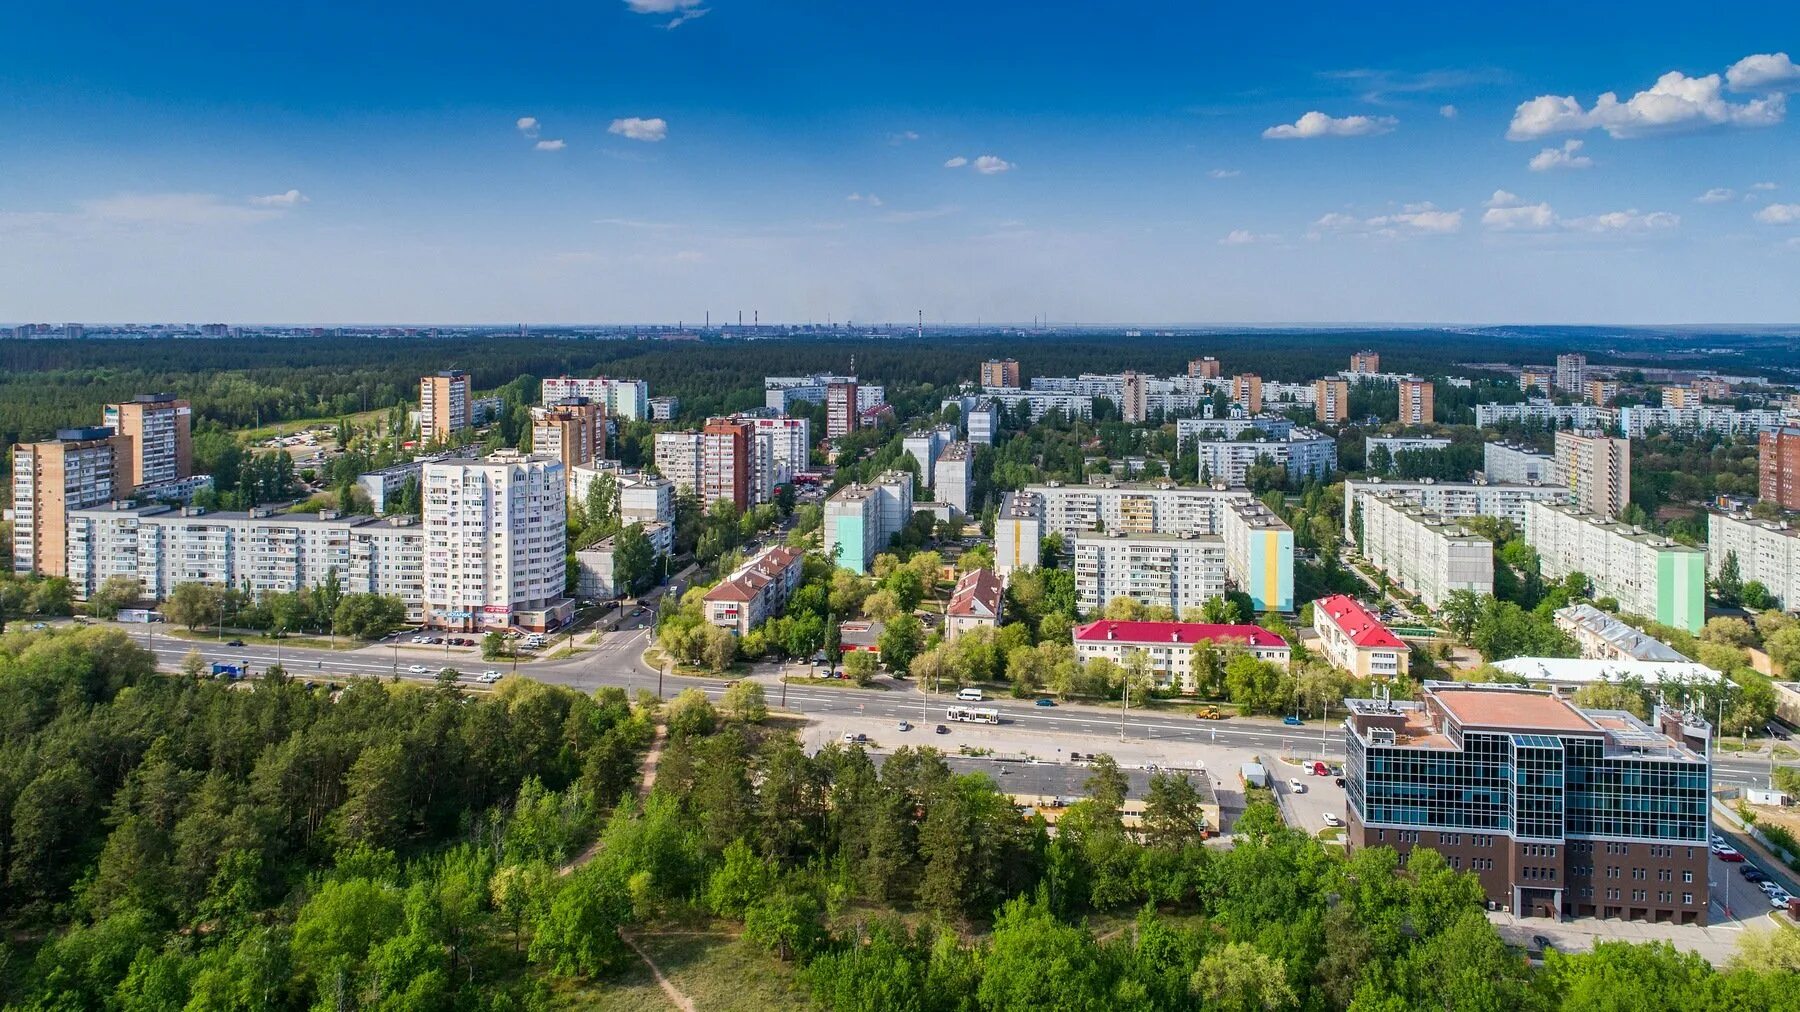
[1683,871,1693,884]
[1683,892,1693,905]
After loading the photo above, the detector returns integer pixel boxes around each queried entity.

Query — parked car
[1322,812,1342,827]
[1531,934,1555,953]
[842,732,867,744]
[1770,890,1793,909]
[1742,867,1768,883]
[1283,715,1303,726]
[897,720,911,731]
[934,724,949,734]
[1718,848,1745,863]
[1288,778,1305,793]
[1334,777,1346,788]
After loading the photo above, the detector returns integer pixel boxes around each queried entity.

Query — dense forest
[5,625,1800,1011]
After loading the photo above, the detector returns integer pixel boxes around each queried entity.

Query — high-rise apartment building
[1119,371,1150,423]
[700,419,753,512]
[422,453,570,631]
[1356,491,1495,608]
[530,399,606,471]
[902,426,955,487]
[824,471,913,573]
[1759,426,1800,511]
[1188,357,1222,379]
[1519,369,1551,395]
[103,394,192,489]
[1709,511,1800,610]
[541,376,650,421]
[652,431,704,495]
[1398,378,1434,425]
[826,381,859,440]
[1661,386,1697,409]
[1314,379,1350,424]
[1230,374,1263,414]
[1552,429,1630,518]
[1350,350,1380,374]
[1073,530,1227,616]
[1482,442,1554,484]
[1584,380,1619,406]
[744,416,812,482]
[1525,500,1705,633]
[420,370,472,443]
[966,399,1000,445]
[11,427,131,577]
[980,359,1021,389]
[995,491,1044,579]
[1345,682,1711,924]
[933,442,973,514]
[1556,353,1587,392]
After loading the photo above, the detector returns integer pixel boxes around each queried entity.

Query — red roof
[1073,620,1287,649]
[946,568,1003,619]
[1313,595,1404,649]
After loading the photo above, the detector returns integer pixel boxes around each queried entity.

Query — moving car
[1322,812,1342,827]
[1531,935,1555,953]
[407,664,430,674]
[1035,698,1056,707]
[934,724,949,734]
[1288,778,1305,793]
[226,639,246,647]
[1283,715,1303,726]
[957,687,985,702]
[1310,761,1330,776]
[478,670,503,683]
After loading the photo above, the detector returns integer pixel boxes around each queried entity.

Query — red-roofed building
[1073,620,1289,692]
[1311,595,1409,678]
[945,568,1003,641]
[702,545,805,637]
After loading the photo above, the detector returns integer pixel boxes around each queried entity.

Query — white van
[956,687,984,702]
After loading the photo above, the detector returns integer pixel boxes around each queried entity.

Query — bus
[946,705,1000,725]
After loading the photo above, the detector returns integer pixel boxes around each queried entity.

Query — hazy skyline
[3,3,1799,324]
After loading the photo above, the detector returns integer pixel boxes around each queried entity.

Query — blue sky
[3,2,1799,324]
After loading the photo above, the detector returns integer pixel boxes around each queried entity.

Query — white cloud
[1481,194,1679,232]
[1697,188,1735,203]
[889,130,920,144]
[1727,53,1800,91]
[1208,168,1241,179]
[624,0,708,27]
[80,192,284,227]
[249,189,308,207]
[535,139,566,151]
[1507,62,1788,140]
[1439,104,1459,119]
[1220,229,1276,245]
[1755,203,1800,225]
[516,116,540,138]
[846,193,884,207]
[1312,203,1462,235]
[943,156,968,168]
[971,155,1015,175]
[1528,139,1593,171]
[608,117,668,142]
[1753,181,1779,190]
[1262,111,1397,139]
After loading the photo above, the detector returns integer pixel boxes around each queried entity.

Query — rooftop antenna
[918,309,923,339]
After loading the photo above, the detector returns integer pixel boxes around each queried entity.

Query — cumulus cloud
[1208,168,1241,179]
[534,139,566,151]
[846,192,884,207]
[1727,53,1800,91]
[249,189,308,207]
[608,117,668,142]
[1262,111,1397,139]
[1755,203,1800,225]
[1507,60,1789,140]
[971,155,1015,175]
[1528,139,1593,171]
[943,156,968,168]
[516,116,540,138]
[1697,188,1735,203]
[1482,192,1678,232]
[1439,104,1459,119]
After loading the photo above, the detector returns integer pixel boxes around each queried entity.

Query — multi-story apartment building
[1074,619,1289,691]
[965,399,1000,445]
[1473,400,1613,429]
[648,396,679,421]
[1585,380,1619,406]
[980,359,1021,389]
[1616,405,1784,438]
[103,394,192,489]
[1312,594,1408,678]
[11,427,131,577]
[1554,604,1690,663]
[421,453,570,631]
[653,431,704,495]
[1189,429,1337,486]
[995,491,1044,579]
[702,545,805,636]
[356,458,438,515]
[1120,371,1150,423]
[1556,353,1587,392]
[1553,429,1631,518]
[1189,357,1222,379]
[700,419,753,512]
[1314,379,1350,424]
[1342,479,1569,541]
[1759,426,1800,511]
[1177,414,1296,443]
[1482,442,1553,484]
[826,381,859,440]
[1398,378,1434,425]
[420,370,472,443]
[1025,480,1251,539]
[541,376,650,420]
[1661,386,1697,409]
[1519,368,1552,395]
[978,388,1094,421]
[530,399,606,471]
[764,374,883,415]
[945,568,1003,641]
[1230,374,1263,414]
[1218,499,1294,613]
[65,501,430,619]
[1525,500,1705,633]
[744,416,811,483]
[1366,435,1451,463]
[618,472,675,525]
[934,442,973,514]
[574,521,672,600]
[903,426,955,487]
[1356,491,1495,608]
[1350,350,1381,374]
[1345,682,1712,924]
[1072,530,1227,616]
[825,471,913,574]
[1708,511,1800,610]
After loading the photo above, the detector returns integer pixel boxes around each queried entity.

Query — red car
[1717,848,1745,863]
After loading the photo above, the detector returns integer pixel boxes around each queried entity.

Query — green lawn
[156,625,368,652]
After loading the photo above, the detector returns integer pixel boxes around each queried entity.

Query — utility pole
[1120,678,1128,742]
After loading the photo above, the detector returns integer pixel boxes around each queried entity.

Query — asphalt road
[117,620,1791,789]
